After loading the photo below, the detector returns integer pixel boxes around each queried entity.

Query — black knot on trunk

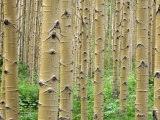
[4,19,9,25]
[47,88,54,93]
[94,114,98,119]
[154,72,160,78]
[61,86,71,92]
[138,61,148,68]
[51,75,58,82]
[38,81,44,87]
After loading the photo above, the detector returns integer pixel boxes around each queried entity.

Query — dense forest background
[0,0,158,120]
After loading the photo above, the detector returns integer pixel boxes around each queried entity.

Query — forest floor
[0,60,154,120]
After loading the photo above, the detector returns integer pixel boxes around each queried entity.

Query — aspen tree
[94,0,105,119]
[29,0,36,85]
[77,0,82,99]
[113,0,122,99]
[135,0,148,119]
[38,0,60,119]
[0,60,5,119]
[128,0,136,74]
[108,5,112,69]
[37,0,42,82]
[148,0,152,74]
[104,0,108,68]
[129,0,134,74]
[131,0,136,59]
[0,0,2,60]
[16,0,20,60]
[152,0,156,74]
[119,0,130,115]
[34,0,39,69]
[72,0,78,83]
[89,0,95,79]
[23,0,30,67]
[3,0,19,119]
[80,0,89,119]
[0,3,5,116]
[22,0,26,63]
[88,0,93,78]
[59,0,73,119]
[33,0,38,67]
[153,0,160,119]
[17,0,23,61]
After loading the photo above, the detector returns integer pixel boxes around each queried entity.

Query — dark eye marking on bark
[61,10,71,17]
[49,20,61,33]
[94,114,98,119]
[61,86,72,92]
[4,70,9,74]
[45,32,59,41]
[4,19,15,28]
[95,67,101,72]
[154,72,160,78]
[138,61,148,68]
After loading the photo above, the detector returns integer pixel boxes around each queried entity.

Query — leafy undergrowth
[0,60,154,120]
[73,69,154,120]
[18,61,38,120]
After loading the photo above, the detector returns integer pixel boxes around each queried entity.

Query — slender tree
[77,0,83,99]
[59,0,73,119]
[135,0,148,119]
[108,4,112,69]
[153,0,160,119]
[3,0,19,119]
[113,0,122,99]
[152,0,156,74]
[23,0,30,67]
[0,0,2,60]
[38,0,60,119]
[94,0,105,119]
[80,0,89,119]
[119,0,130,116]
[148,0,152,74]
[0,2,4,116]
[0,59,5,119]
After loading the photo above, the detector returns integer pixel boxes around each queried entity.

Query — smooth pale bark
[152,0,156,75]
[72,0,76,83]
[23,0,30,67]
[37,0,42,83]
[113,0,122,99]
[77,1,82,99]
[94,0,105,119]
[131,0,136,59]
[22,0,26,63]
[153,0,160,119]
[59,0,73,119]
[3,0,19,119]
[0,1,5,116]
[80,0,89,119]
[34,0,40,70]
[88,0,94,79]
[0,0,2,60]
[0,61,5,119]
[119,0,130,116]
[108,5,111,69]
[29,0,35,85]
[17,0,22,61]
[129,5,133,74]
[33,0,38,69]
[104,0,108,68]
[135,0,148,120]
[148,0,152,74]
[38,0,60,119]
